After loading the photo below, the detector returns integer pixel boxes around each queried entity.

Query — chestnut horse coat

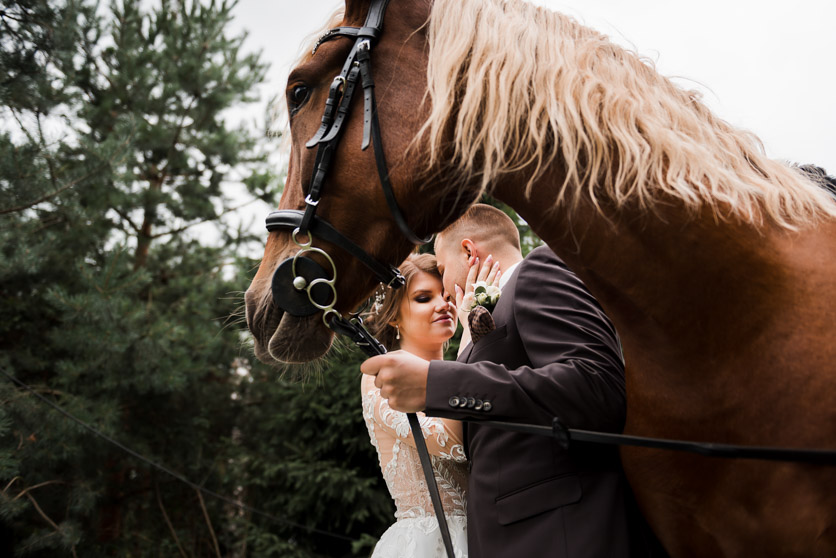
[426,246,653,557]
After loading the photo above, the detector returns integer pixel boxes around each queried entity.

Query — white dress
[361,374,469,558]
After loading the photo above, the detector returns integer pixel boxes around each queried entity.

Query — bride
[362,253,491,558]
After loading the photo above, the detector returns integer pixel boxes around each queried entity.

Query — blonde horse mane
[419,0,836,229]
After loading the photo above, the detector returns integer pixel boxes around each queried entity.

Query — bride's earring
[396,325,400,340]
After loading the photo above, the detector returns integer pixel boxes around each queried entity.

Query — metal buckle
[304,194,320,207]
[387,269,406,289]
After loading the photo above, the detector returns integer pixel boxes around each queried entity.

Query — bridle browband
[264,2,457,556]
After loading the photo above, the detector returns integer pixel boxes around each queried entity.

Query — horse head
[245,0,475,365]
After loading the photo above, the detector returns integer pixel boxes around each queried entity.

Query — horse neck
[494,174,834,391]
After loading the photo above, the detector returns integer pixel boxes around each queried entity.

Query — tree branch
[25,492,60,530]
[3,476,21,494]
[195,488,222,558]
[35,111,60,192]
[14,479,66,501]
[156,480,190,558]
[110,205,141,234]
[150,198,259,239]
[1,114,132,216]
[8,106,38,145]
[0,168,100,215]
[24,492,78,558]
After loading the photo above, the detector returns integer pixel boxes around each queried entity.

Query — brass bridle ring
[290,229,342,327]
[292,227,313,249]
[307,276,338,311]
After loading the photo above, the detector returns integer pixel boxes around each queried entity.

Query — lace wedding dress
[361,374,469,558]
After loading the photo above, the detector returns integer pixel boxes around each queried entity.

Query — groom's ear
[461,238,478,264]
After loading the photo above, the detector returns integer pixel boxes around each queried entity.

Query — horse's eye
[288,84,310,114]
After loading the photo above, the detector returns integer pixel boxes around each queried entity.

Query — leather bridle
[265,0,431,328]
[264,2,457,556]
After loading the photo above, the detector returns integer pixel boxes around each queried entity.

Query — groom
[362,204,652,557]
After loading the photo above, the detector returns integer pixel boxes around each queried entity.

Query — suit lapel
[454,260,523,462]
[458,341,474,363]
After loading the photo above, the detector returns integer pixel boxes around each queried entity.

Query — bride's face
[396,271,457,347]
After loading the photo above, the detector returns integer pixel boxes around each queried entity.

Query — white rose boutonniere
[463,280,501,313]
[455,255,502,352]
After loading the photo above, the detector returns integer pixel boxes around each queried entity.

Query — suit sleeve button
[448,396,460,407]
[458,397,468,408]
[466,397,476,408]
[473,399,483,410]
[482,401,492,412]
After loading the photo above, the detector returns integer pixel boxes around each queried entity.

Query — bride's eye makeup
[412,290,434,303]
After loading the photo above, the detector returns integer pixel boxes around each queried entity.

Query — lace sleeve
[362,375,467,463]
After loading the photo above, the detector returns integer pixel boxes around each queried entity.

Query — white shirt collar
[498,261,521,290]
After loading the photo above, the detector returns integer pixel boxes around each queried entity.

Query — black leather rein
[488,419,836,465]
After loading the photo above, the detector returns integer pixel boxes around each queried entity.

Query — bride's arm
[362,375,466,462]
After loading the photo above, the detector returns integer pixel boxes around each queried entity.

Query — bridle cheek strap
[355,45,431,245]
[298,7,431,246]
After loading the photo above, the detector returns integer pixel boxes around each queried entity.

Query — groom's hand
[361,350,430,412]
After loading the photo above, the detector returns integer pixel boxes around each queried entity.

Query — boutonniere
[463,281,501,313]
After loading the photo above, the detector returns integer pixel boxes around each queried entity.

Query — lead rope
[330,315,457,558]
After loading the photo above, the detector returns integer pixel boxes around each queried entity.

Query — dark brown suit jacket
[426,246,646,557]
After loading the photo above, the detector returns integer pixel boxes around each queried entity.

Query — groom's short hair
[436,204,521,254]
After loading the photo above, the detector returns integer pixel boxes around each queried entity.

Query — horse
[245,0,836,555]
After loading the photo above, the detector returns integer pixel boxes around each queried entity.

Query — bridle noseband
[265,0,430,327]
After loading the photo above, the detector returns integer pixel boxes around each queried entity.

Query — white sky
[229,0,836,178]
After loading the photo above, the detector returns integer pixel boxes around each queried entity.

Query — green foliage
[231,344,394,557]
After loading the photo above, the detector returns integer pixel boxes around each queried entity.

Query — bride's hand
[454,254,501,335]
